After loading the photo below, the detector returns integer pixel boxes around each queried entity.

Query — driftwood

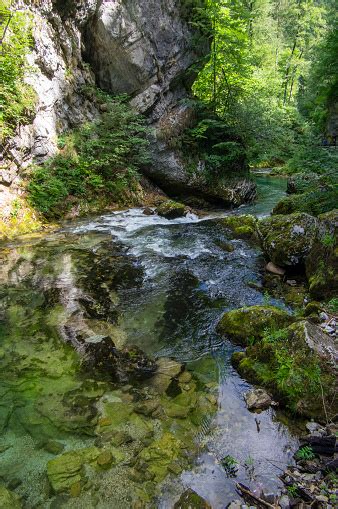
[236,483,276,508]
[301,435,336,456]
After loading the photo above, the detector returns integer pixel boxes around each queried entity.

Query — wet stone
[43,440,65,455]
[244,388,273,410]
[174,489,211,508]
[96,450,113,468]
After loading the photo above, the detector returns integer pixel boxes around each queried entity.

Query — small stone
[286,279,297,286]
[279,495,290,509]
[44,440,65,455]
[111,431,133,446]
[134,399,160,416]
[97,451,113,468]
[319,312,329,321]
[266,262,285,276]
[244,388,273,410]
[315,495,328,503]
[206,394,217,405]
[306,421,321,433]
[142,207,154,216]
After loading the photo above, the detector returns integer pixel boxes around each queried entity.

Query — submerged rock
[137,432,183,482]
[156,200,188,219]
[0,486,22,509]
[244,388,274,410]
[83,336,157,383]
[150,357,183,394]
[257,213,318,267]
[174,489,211,509]
[47,447,99,493]
[217,305,294,344]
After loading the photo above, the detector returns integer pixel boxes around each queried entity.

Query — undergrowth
[27,93,150,218]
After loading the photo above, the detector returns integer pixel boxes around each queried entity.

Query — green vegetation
[192,0,337,169]
[27,93,150,218]
[295,445,315,460]
[0,1,36,140]
[232,321,336,418]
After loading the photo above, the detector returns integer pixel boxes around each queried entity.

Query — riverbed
[0,175,300,508]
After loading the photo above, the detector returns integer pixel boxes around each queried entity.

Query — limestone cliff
[1,0,255,212]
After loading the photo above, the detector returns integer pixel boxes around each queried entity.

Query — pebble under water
[0,175,300,508]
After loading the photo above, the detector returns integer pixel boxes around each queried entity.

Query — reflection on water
[0,176,297,508]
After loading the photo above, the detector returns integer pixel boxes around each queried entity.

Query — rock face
[3,0,255,209]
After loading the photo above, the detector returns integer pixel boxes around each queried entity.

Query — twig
[236,483,277,508]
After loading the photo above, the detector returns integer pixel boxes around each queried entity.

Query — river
[0,175,300,508]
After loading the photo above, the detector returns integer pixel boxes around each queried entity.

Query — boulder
[217,305,294,345]
[232,320,337,419]
[174,489,211,509]
[244,388,273,410]
[156,200,188,219]
[0,486,22,509]
[257,213,318,267]
[266,261,285,276]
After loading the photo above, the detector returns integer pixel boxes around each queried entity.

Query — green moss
[217,305,294,345]
[0,486,22,509]
[273,189,338,217]
[220,214,257,239]
[258,212,318,267]
[0,198,46,242]
[156,200,187,219]
[233,321,337,419]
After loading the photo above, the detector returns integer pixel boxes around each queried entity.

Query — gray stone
[279,495,290,509]
[244,388,273,410]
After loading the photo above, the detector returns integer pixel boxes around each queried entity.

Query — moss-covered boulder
[257,213,318,267]
[156,201,188,219]
[216,305,294,344]
[232,320,337,419]
[47,447,99,493]
[0,486,22,509]
[305,210,338,299]
[219,214,257,239]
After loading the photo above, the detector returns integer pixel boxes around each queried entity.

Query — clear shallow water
[0,175,295,508]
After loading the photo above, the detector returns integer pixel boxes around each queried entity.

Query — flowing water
[0,175,299,508]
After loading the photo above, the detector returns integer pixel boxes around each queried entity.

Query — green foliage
[221,455,238,478]
[321,233,335,248]
[287,484,299,497]
[285,146,338,174]
[27,94,150,217]
[192,0,331,167]
[295,445,315,461]
[326,298,338,313]
[0,1,36,140]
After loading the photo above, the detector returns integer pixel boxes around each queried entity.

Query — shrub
[27,94,150,217]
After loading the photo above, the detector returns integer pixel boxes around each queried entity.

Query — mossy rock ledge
[232,320,337,419]
[257,212,318,267]
[216,305,294,345]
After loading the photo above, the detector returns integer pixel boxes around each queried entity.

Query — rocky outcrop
[2,0,254,211]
